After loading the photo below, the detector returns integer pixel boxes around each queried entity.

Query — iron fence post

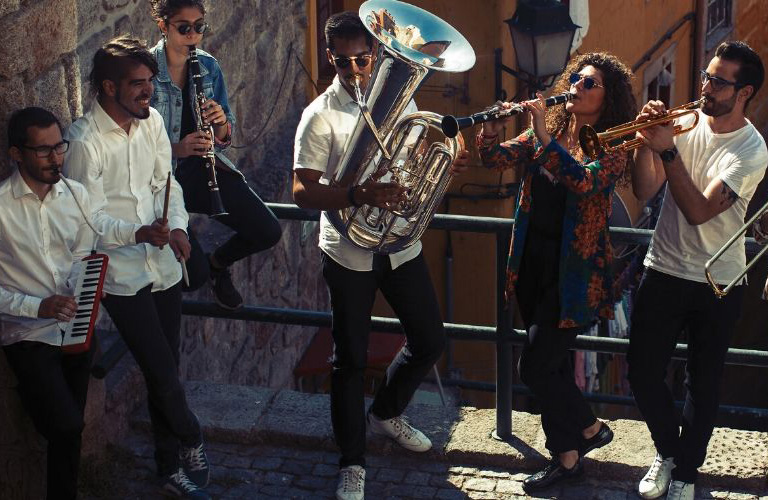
[493,229,514,440]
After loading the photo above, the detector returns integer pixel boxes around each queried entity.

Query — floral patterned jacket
[477,128,628,328]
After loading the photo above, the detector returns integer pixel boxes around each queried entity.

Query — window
[643,43,676,108]
[705,0,732,50]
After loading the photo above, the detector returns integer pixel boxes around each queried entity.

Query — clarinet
[189,45,227,218]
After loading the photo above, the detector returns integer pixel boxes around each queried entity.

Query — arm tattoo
[719,183,739,206]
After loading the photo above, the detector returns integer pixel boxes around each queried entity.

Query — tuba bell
[327,0,476,254]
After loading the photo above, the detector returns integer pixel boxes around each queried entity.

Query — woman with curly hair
[477,52,637,492]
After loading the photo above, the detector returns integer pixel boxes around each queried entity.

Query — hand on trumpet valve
[355,180,408,209]
[174,130,213,158]
[449,149,471,176]
[635,100,675,154]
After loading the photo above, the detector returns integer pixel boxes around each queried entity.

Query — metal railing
[92,203,768,437]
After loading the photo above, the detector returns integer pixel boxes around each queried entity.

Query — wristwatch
[660,146,678,163]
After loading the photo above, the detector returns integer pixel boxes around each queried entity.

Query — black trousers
[516,232,596,454]
[627,268,744,483]
[101,283,200,477]
[322,251,445,467]
[175,162,282,290]
[3,340,94,500]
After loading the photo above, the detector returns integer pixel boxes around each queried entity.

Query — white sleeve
[0,285,42,319]
[294,108,332,173]
[719,143,768,199]
[152,116,188,232]
[63,138,142,246]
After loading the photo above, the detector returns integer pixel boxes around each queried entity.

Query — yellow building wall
[734,0,768,134]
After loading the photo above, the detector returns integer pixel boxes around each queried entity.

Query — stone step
[130,381,768,493]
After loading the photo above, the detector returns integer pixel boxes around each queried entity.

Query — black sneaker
[179,441,210,488]
[579,421,614,456]
[209,259,243,310]
[160,468,211,499]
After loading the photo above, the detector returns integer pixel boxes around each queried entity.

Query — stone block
[260,389,334,449]
[75,26,113,105]
[0,0,20,18]
[27,62,71,125]
[0,0,77,79]
[133,380,275,444]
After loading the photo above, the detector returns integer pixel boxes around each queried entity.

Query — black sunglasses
[569,72,603,90]
[700,70,743,91]
[331,54,373,69]
[168,21,208,35]
[20,140,69,158]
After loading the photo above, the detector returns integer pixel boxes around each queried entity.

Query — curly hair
[545,52,637,137]
[150,0,206,21]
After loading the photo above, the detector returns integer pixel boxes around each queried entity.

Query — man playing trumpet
[628,41,767,500]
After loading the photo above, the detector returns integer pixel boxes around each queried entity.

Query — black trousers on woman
[322,251,445,468]
[175,162,282,291]
[516,231,597,454]
[3,340,94,500]
[102,283,201,477]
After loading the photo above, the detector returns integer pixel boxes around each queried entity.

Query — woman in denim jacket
[150,0,281,310]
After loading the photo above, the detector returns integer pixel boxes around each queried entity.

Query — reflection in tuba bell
[327,0,476,254]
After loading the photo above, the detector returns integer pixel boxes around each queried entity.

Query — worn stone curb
[131,381,768,492]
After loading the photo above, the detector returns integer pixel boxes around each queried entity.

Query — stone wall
[0,0,324,497]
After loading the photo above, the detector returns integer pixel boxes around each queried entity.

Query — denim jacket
[149,38,239,173]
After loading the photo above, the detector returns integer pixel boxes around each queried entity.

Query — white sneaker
[336,465,365,500]
[638,453,675,499]
[367,412,432,452]
[666,480,694,500]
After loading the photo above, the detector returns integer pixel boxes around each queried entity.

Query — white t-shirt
[293,76,421,271]
[644,110,768,284]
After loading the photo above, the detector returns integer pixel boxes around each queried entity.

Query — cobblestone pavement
[79,432,767,499]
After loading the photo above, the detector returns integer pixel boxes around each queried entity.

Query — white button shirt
[645,110,768,284]
[64,102,188,295]
[293,76,421,271]
[0,171,96,346]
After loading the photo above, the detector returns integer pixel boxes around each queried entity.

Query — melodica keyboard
[61,253,108,354]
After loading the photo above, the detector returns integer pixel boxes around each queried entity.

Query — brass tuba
[327,0,476,254]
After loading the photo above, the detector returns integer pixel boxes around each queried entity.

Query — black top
[527,167,567,240]
[179,82,204,169]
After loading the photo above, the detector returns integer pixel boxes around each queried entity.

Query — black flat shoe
[522,458,584,492]
[580,422,613,456]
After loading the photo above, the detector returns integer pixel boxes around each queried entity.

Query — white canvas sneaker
[666,480,695,500]
[638,453,675,499]
[336,465,365,500]
[367,413,432,452]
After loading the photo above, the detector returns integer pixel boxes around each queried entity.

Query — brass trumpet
[579,97,706,160]
[705,199,768,298]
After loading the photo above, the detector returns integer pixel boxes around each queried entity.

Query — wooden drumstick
[159,173,172,250]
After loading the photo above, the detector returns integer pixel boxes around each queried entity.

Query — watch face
[661,148,676,162]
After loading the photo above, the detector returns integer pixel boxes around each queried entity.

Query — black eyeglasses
[168,21,208,35]
[20,140,69,158]
[700,70,743,91]
[331,54,373,69]
[569,72,603,90]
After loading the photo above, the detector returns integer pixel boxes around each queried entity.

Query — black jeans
[516,232,596,454]
[322,251,445,467]
[102,283,201,477]
[627,268,744,483]
[3,340,94,500]
[175,162,282,290]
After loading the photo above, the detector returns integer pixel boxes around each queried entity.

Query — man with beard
[64,36,211,499]
[292,12,468,500]
[1,107,119,499]
[628,41,766,500]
